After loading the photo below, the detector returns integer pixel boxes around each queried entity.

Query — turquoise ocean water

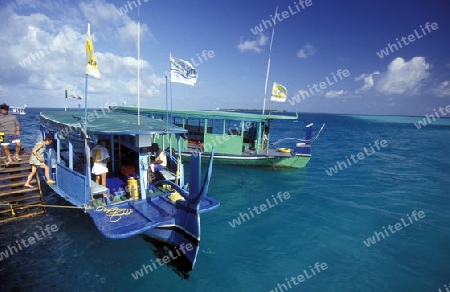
[1,108,449,291]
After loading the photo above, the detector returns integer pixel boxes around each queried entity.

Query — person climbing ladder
[24,136,56,187]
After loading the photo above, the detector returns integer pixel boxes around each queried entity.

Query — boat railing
[55,162,91,206]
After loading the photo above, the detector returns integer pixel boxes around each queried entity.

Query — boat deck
[86,194,219,239]
[184,145,297,158]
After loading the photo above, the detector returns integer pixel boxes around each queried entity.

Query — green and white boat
[114,107,325,169]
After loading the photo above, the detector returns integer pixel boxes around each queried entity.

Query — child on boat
[24,136,56,187]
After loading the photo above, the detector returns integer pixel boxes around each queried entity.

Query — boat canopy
[40,110,188,137]
[114,106,298,122]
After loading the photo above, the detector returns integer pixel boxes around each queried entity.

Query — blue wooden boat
[38,109,220,275]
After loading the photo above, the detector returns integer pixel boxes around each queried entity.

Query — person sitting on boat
[248,123,257,150]
[91,140,110,187]
[24,136,55,187]
[148,143,167,183]
[0,103,21,163]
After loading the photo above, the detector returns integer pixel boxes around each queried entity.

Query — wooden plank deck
[0,153,46,223]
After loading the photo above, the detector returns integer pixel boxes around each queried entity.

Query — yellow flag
[271,82,287,102]
[85,24,101,78]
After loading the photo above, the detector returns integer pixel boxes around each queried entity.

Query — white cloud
[296,43,316,59]
[355,72,380,94]
[434,80,450,97]
[117,21,152,46]
[375,57,430,95]
[237,34,268,53]
[0,0,163,108]
[354,57,430,96]
[79,0,121,27]
[78,0,153,48]
[325,90,345,98]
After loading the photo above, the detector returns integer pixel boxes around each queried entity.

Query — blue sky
[0,0,449,115]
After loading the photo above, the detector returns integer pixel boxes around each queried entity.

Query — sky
[0,0,449,116]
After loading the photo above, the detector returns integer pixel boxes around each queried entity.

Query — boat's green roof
[115,106,298,122]
[40,110,187,135]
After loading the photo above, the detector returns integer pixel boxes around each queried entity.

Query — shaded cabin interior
[39,110,187,207]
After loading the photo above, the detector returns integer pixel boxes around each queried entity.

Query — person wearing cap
[148,143,167,183]
[0,103,21,164]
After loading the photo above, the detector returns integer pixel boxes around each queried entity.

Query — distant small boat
[10,106,26,115]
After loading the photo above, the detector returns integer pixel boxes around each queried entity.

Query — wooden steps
[0,153,46,223]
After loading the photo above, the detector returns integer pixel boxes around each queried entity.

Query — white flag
[170,54,197,86]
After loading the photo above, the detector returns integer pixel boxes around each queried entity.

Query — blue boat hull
[86,193,219,274]
[86,150,219,274]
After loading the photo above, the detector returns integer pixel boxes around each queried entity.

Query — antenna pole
[137,3,141,125]
[166,75,169,131]
[262,6,278,115]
